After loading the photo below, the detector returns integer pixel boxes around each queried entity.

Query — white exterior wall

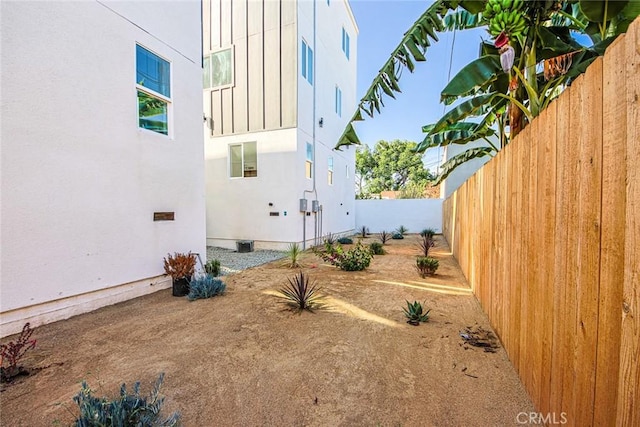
[1,1,205,336]
[296,0,358,244]
[205,128,301,249]
[355,199,444,234]
[205,0,358,250]
[440,139,493,199]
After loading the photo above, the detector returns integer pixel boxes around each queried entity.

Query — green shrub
[315,242,373,271]
[369,242,386,255]
[204,259,221,277]
[378,231,390,244]
[285,242,302,268]
[337,237,353,245]
[72,373,181,427]
[277,271,322,311]
[419,228,436,238]
[188,274,226,300]
[402,300,431,326]
[416,256,439,277]
[391,233,404,240]
[396,225,409,236]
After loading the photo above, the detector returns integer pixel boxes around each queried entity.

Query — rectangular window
[229,142,257,178]
[305,142,313,179]
[136,44,171,135]
[335,86,342,117]
[301,39,313,85]
[341,28,350,59]
[203,46,234,90]
[328,157,334,185]
[346,164,350,179]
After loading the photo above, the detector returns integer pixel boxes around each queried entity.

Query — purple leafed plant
[1,322,37,382]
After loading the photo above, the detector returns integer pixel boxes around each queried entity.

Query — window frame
[229,141,258,179]
[328,156,334,185]
[136,44,172,136]
[335,86,342,117]
[305,142,314,179]
[203,46,235,90]
[341,27,350,60]
[301,39,314,85]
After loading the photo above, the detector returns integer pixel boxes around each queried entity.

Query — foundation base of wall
[0,275,171,338]
[207,229,355,251]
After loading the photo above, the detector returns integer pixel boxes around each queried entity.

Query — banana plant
[336,0,638,181]
[416,0,638,181]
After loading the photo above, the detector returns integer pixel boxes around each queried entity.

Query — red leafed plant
[1,322,37,382]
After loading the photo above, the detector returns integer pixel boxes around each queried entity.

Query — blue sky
[349,0,489,171]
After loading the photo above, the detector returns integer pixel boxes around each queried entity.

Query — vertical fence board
[617,17,640,426]
[550,90,571,416]
[560,74,585,422]
[594,34,627,427]
[518,126,532,386]
[538,101,557,415]
[509,137,523,373]
[573,58,603,427]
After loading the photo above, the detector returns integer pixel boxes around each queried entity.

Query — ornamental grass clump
[188,274,226,301]
[285,242,302,268]
[72,373,181,427]
[420,228,436,238]
[369,242,386,255]
[417,234,435,257]
[277,271,322,312]
[416,256,439,277]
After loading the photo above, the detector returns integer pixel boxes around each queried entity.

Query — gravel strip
[206,246,287,275]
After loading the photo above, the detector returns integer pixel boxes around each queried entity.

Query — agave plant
[277,271,322,312]
[403,300,431,326]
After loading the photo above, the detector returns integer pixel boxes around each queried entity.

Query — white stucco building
[203,0,358,250]
[0,1,206,336]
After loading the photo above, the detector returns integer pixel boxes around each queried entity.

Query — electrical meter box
[312,200,320,212]
[299,199,308,212]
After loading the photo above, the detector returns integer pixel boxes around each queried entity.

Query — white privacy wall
[355,199,444,234]
[0,1,205,336]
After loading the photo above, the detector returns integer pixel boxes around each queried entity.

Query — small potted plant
[163,252,197,296]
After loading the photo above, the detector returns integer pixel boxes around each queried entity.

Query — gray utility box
[236,240,254,253]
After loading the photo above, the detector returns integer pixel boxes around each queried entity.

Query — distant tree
[355,140,435,198]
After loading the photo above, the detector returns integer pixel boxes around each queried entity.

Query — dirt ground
[0,235,534,426]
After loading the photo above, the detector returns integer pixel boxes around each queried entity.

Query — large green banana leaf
[433,146,495,184]
[440,55,501,105]
[579,0,629,22]
[416,123,496,152]
[428,93,496,136]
